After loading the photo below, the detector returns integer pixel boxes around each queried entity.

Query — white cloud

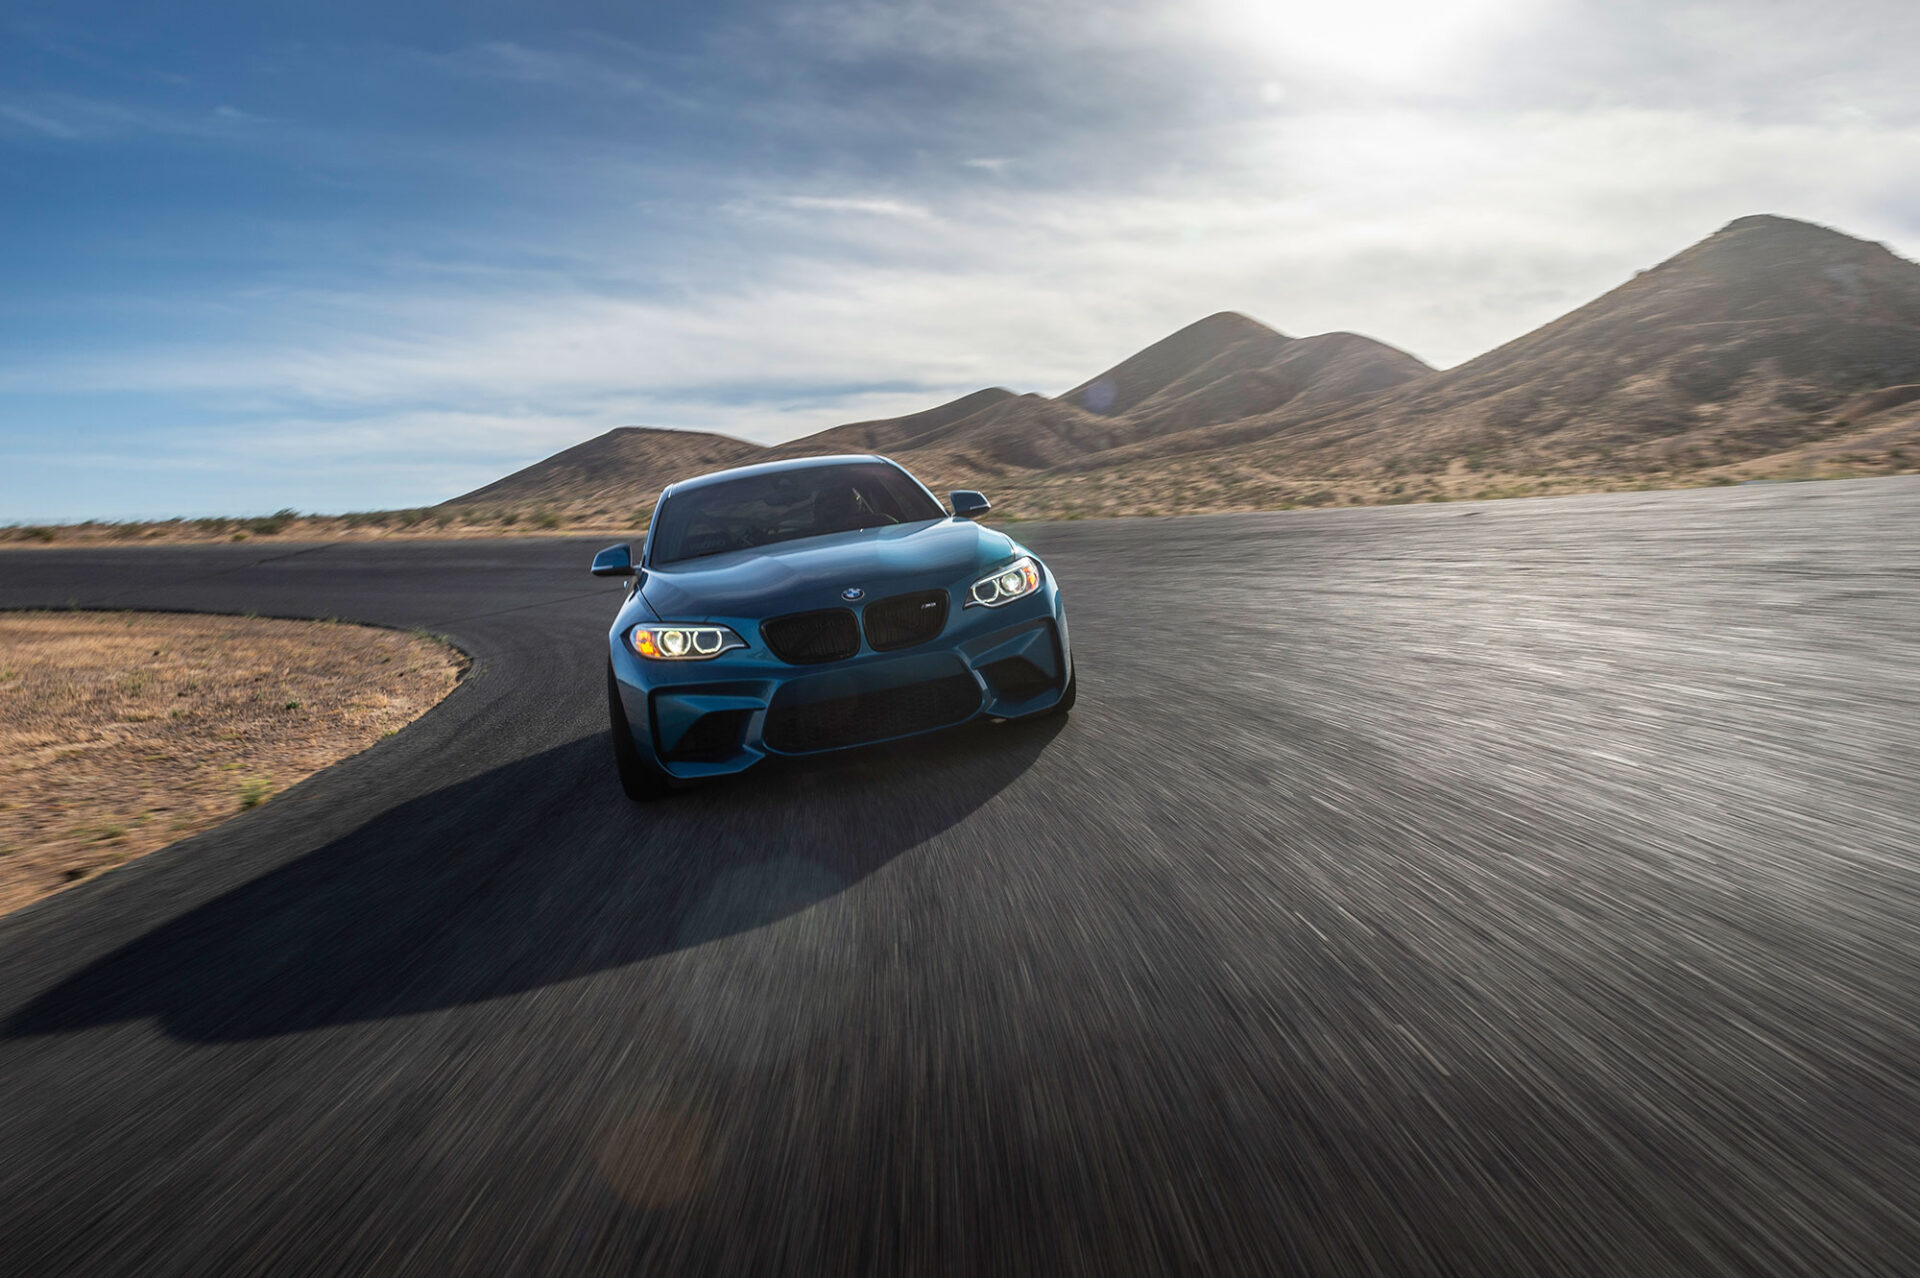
[0,92,266,142]
[776,195,936,220]
[10,0,1920,519]
[427,40,654,96]
[10,94,1915,442]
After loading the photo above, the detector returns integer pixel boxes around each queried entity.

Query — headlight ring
[966,556,1042,608]
[628,624,746,660]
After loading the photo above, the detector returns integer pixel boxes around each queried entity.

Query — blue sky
[4,0,1918,520]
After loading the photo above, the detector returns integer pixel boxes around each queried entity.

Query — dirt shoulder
[0,611,466,916]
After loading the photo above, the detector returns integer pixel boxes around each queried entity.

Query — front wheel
[1038,667,1077,717]
[607,664,677,801]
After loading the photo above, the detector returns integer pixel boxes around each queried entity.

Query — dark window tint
[651,463,944,563]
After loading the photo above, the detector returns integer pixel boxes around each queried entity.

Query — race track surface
[2,478,1918,1276]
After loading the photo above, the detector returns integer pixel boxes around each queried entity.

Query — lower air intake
[764,674,981,753]
[980,656,1058,701]
[662,709,752,762]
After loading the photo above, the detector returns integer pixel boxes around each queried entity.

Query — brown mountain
[443,214,1920,523]
[446,427,764,510]
[768,385,1021,460]
[882,394,1123,475]
[864,314,1428,481]
[443,307,1433,516]
[766,387,1017,458]
[1220,214,1920,476]
[1117,329,1431,440]
[1060,312,1295,416]
[1059,312,1428,439]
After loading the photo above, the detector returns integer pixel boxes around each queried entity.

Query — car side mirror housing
[950,490,991,519]
[591,543,636,578]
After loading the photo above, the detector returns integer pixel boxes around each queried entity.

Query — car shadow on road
[5,714,1066,1043]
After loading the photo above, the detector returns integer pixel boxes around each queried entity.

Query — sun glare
[1215,0,1529,83]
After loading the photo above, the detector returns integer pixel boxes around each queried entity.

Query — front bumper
[609,588,1070,779]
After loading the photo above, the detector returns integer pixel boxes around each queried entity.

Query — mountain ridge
[445,214,1920,520]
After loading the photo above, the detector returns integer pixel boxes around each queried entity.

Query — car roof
[662,454,900,496]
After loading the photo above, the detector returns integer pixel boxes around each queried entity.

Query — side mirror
[591,543,635,578]
[950,490,992,520]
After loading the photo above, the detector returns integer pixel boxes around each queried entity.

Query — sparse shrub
[534,510,563,530]
[499,509,520,526]
[239,777,273,809]
[250,509,297,536]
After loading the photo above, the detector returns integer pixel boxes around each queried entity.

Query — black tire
[607,664,676,801]
[1038,666,1077,717]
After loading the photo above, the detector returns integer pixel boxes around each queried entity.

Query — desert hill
[766,387,1017,458]
[449,308,1426,515]
[1061,312,1295,416]
[1170,214,1920,478]
[1059,313,1428,440]
[446,427,763,510]
[874,394,1123,474]
[1117,329,1431,440]
[441,214,1920,524]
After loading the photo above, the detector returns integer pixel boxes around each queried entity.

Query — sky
[3,0,1918,521]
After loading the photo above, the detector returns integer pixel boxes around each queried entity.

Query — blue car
[592,455,1075,799]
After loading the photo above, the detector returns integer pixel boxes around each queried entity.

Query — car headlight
[628,624,746,660]
[966,556,1042,608]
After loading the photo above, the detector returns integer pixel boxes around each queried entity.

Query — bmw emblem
[841,586,865,601]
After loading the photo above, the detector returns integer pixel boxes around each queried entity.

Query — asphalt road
[3,478,1918,1276]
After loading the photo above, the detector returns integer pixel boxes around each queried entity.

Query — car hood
[640,517,1019,619]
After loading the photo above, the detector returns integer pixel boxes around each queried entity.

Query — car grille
[762,608,860,664]
[861,589,949,652]
[763,674,982,753]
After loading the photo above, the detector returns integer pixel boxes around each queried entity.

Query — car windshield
[650,462,944,564]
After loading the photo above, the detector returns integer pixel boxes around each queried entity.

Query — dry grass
[940,447,1920,523]
[0,508,596,548]
[0,611,465,916]
[7,448,1915,550]
[7,402,1915,548]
